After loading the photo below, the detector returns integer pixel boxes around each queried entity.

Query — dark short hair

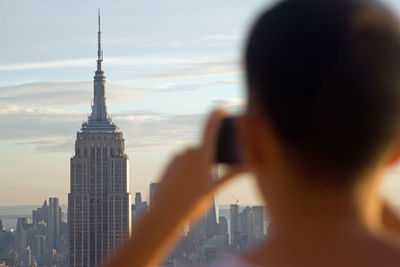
[245,0,400,185]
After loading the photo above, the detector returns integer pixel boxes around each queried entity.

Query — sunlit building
[68,12,131,267]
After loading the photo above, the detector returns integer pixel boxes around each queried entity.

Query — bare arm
[103,109,247,267]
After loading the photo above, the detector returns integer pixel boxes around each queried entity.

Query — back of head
[245,0,400,185]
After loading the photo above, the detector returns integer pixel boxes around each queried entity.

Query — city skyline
[2,0,400,207]
[0,197,69,266]
[0,196,267,266]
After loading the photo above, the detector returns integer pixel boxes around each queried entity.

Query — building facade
[68,12,131,267]
[48,197,61,250]
[252,206,264,240]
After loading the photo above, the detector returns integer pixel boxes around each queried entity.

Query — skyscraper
[32,197,66,251]
[47,197,61,250]
[68,12,131,267]
[230,204,240,251]
[252,206,264,240]
[149,182,159,208]
[131,192,148,230]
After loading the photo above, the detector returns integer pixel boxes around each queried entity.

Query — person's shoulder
[208,255,262,267]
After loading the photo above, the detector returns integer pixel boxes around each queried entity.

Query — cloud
[0,58,94,71]
[0,105,83,141]
[156,80,240,92]
[0,28,244,86]
[0,56,188,71]
[197,29,245,47]
[212,98,246,113]
[15,136,75,153]
[116,112,203,152]
[137,56,242,80]
[0,77,241,112]
[0,34,245,153]
[0,54,242,86]
[212,98,246,107]
[0,104,205,153]
[0,81,147,107]
[0,95,247,153]
[166,29,244,48]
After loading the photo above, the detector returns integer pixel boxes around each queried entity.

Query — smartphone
[216,116,243,164]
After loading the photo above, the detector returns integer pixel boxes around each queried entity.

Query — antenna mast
[97,9,103,70]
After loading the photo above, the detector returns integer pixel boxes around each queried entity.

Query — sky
[1,0,400,207]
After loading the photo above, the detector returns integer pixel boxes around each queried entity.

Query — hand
[103,109,248,267]
[151,108,248,224]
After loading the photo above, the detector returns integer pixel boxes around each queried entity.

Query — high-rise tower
[68,11,131,267]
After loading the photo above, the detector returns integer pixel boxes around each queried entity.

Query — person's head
[239,0,400,190]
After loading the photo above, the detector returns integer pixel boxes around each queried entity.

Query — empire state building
[68,12,131,267]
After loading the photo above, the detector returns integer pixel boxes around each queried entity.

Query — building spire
[80,9,117,133]
[97,8,103,71]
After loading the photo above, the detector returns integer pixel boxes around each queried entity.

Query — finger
[201,108,227,158]
[213,164,251,190]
